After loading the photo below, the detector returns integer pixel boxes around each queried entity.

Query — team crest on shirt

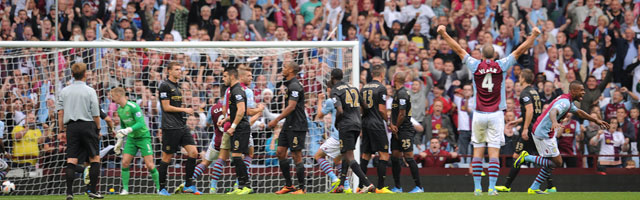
[523,96,530,102]
[292,91,299,97]
[236,95,243,100]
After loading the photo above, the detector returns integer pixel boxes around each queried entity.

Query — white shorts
[319,137,341,159]
[204,145,221,162]
[533,135,560,157]
[471,111,505,148]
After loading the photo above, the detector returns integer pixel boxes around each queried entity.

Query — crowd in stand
[1,0,640,175]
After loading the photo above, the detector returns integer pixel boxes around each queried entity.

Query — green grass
[2,192,639,200]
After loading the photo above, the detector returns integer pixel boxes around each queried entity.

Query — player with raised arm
[223,68,254,195]
[389,71,423,193]
[110,87,162,195]
[314,88,344,193]
[496,69,554,193]
[360,65,394,194]
[328,68,376,194]
[514,81,609,194]
[267,62,308,194]
[437,25,541,195]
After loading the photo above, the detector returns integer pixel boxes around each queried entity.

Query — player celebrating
[514,81,609,194]
[389,71,423,193]
[314,89,343,193]
[437,25,540,195]
[360,65,394,193]
[328,68,376,193]
[267,62,308,194]
[110,87,162,195]
[223,68,254,195]
[156,62,200,196]
[496,68,554,192]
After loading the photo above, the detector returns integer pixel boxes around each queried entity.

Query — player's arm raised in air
[437,25,468,60]
[511,27,541,59]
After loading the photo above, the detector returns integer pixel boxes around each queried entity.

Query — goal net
[0,41,359,195]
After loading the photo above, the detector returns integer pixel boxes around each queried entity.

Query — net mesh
[0,43,356,195]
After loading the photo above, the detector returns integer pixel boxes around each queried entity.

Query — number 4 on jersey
[482,74,494,92]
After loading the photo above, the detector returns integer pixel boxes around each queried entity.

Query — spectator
[11,113,43,167]
[454,84,473,162]
[558,112,581,168]
[583,108,603,168]
[415,138,460,168]
[417,100,455,151]
[590,118,629,169]
[603,88,638,121]
[579,64,612,112]
[430,60,469,92]
[409,79,428,122]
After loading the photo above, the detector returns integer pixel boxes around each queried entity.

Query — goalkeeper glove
[116,127,133,139]
[114,137,124,155]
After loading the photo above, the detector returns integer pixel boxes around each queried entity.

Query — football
[1,181,15,194]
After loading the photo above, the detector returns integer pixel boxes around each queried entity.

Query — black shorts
[161,128,196,154]
[278,130,306,151]
[231,129,251,154]
[66,121,100,159]
[515,133,538,155]
[361,128,389,154]
[339,130,360,153]
[390,128,415,152]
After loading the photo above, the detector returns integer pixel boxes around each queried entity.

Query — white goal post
[0,41,361,195]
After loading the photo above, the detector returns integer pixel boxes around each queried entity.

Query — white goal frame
[0,40,363,192]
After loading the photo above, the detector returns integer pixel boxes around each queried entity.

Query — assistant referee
[57,63,104,200]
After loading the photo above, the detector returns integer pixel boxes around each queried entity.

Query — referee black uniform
[56,63,103,199]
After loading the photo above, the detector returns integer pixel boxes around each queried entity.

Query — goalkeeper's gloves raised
[116,127,133,139]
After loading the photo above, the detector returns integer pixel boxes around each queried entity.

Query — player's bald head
[482,44,494,59]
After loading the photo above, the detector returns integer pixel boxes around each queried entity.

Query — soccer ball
[1,181,15,194]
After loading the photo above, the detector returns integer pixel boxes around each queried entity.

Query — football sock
[65,163,76,195]
[211,159,225,181]
[279,159,292,187]
[406,157,421,188]
[547,177,554,189]
[232,157,249,188]
[359,158,369,188]
[350,160,371,186]
[391,157,401,188]
[488,158,500,191]
[524,155,553,167]
[184,158,196,187]
[471,157,483,191]
[504,166,521,188]
[339,159,349,187]
[377,160,388,189]
[192,163,206,180]
[121,167,130,191]
[243,156,252,179]
[318,158,338,181]
[295,162,306,190]
[89,162,100,193]
[531,167,553,190]
[158,161,169,190]
[150,168,160,191]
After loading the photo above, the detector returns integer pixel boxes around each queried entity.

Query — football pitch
[3,192,639,200]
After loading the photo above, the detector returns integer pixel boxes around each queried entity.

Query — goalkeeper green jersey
[117,101,151,139]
